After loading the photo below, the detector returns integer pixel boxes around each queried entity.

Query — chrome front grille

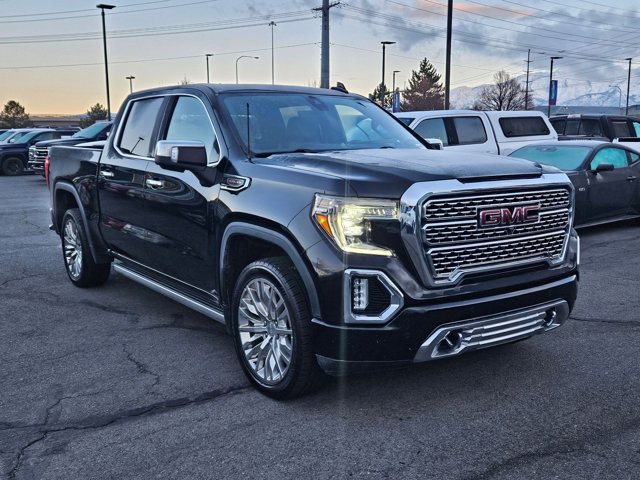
[421,187,572,283]
[424,189,570,220]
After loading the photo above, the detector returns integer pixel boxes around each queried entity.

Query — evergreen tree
[472,71,527,111]
[401,58,444,111]
[0,100,32,128]
[368,83,392,108]
[79,103,108,128]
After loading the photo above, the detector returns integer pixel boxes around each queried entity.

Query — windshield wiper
[254,148,323,158]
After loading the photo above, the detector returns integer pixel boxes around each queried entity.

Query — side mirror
[592,163,614,174]
[425,138,444,150]
[154,140,207,170]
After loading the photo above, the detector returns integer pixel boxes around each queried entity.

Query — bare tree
[473,71,527,111]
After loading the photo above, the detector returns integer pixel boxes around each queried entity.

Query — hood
[34,138,86,148]
[252,148,549,198]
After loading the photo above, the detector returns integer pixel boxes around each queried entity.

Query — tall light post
[625,57,632,115]
[126,75,135,94]
[609,84,623,111]
[392,70,401,112]
[444,0,453,109]
[548,56,562,118]
[205,53,213,83]
[235,55,259,84]
[392,70,400,95]
[380,41,395,107]
[269,21,277,85]
[97,4,115,121]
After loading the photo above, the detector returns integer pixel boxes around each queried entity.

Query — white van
[395,110,558,156]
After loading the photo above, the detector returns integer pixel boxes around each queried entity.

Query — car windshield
[13,131,42,143]
[73,122,108,139]
[0,130,16,141]
[7,131,32,143]
[220,93,424,156]
[509,144,593,171]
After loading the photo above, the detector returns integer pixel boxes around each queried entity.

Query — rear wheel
[231,257,322,399]
[2,157,24,176]
[61,209,111,287]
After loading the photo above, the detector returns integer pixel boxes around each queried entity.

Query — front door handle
[100,170,115,178]
[145,178,164,189]
[627,175,637,181]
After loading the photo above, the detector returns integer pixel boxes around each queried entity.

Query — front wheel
[2,157,24,176]
[231,257,322,399]
[61,209,111,287]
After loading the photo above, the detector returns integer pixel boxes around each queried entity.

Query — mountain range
[450,71,639,109]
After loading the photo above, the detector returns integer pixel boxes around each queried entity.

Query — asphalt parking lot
[1,175,639,480]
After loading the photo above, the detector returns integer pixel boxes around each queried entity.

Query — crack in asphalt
[459,416,640,480]
[0,273,48,289]
[122,344,161,389]
[4,384,250,479]
[570,315,640,327]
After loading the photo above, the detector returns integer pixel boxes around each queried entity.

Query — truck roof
[128,83,357,98]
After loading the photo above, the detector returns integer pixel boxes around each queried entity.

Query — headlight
[312,194,399,256]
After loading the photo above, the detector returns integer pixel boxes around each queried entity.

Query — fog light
[352,277,369,311]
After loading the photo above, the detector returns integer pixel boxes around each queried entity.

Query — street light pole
[126,75,135,94]
[392,70,400,95]
[205,53,212,83]
[380,41,395,107]
[626,57,632,115]
[444,0,453,109]
[235,55,259,84]
[548,56,562,118]
[97,4,115,121]
[269,21,277,85]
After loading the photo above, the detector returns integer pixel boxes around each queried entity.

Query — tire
[61,208,111,288]
[1,157,24,176]
[231,257,323,399]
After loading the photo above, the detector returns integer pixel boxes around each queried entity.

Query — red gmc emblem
[478,204,540,228]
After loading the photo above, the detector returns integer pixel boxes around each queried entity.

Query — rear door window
[498,116,550,137]
[564,120,579,135]
[452,116,487,145]
[578,119,603,136]
[118,97,164,158]
[414,118,449,146]
[550,119,566,134]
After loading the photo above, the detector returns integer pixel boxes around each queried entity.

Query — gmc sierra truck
[49,84,580,398]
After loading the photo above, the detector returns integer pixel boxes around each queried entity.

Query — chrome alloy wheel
[238,278,293,385]
[63,218,83,280]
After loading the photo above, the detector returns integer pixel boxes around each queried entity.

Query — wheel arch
[54,182,109,264]
[220,222,322,321]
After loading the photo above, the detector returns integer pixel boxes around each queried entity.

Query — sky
[1,0,640,114]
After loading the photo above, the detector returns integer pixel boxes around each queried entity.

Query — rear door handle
[145,178,164,189]
[627,176,637,181]
[100,170,114,178]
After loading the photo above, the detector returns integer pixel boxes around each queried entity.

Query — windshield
[7,131,32,143]
[220,93,424,156]
[0,130,16,141]
[13,130,46,144]
[510,144,592,171]
[73,122,109,139]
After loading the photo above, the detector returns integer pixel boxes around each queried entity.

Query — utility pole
[380,41,395,107]
[314,0,340,89]
[444,0,453,109]
[97,4,115,121]
[126,75,135,93]
[269,21,277,85]
[524,49,531,110]
[205,53,212,83]
[626,58,632,115]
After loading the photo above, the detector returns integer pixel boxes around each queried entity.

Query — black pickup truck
[49,84,580,398]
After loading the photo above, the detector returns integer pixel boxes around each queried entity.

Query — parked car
[49,84,579,398]
[510,140,640,227]
[0,129,76,176]
[394,110,557,155]
[550,114,640,151]
[0,128,48,145]
[29,121,112,175]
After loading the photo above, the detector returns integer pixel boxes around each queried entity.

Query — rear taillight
[44,155,50,189]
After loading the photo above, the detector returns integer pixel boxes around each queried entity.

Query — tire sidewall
[2,157,23,176]
[231,262,305,397]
